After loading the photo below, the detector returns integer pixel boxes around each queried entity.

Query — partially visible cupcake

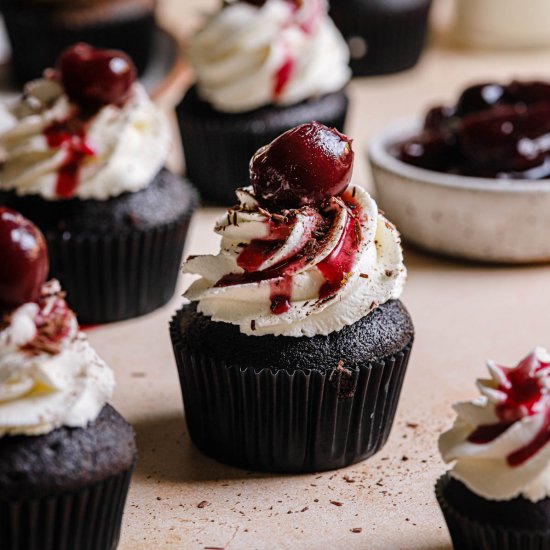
[1,0,156,84]
[177,0,351,204]
[437,348,550,549]
[0,43,199,324]
[329,0,432,76]
[0,207,136,550]
[170,122,414,473]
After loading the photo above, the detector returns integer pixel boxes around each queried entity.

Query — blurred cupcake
[0,43,199,324]
[1,0,156,84]
[437,348,550,549]
[0,207,136,550]
[177,0,351,204]
[170,122,414,473]
[329,0,432,76]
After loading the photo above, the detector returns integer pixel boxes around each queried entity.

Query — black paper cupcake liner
[329,0,432,76]
[435,474,550,550]
[2,6,154,84]
[45,215,193,325]
[0,466,134,550]
[170,310,412,473]
[177,86,349,204]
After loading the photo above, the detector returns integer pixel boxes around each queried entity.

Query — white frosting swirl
[0,280,115,437]
[183,185,406,337]
[0,78,170,200]
[439,348,550,502]
[190,0,351,113]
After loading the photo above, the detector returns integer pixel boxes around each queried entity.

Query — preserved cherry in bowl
[397,80,550,179]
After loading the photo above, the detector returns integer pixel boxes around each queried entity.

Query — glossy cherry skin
[0,208,49,313]
[250,122,354,209]
[57,43,136,110]
[455,83,506,117]
[459,103,550,174]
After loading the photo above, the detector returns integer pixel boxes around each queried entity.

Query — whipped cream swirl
[439,348,550,502]
[190,0,351,113]
[184,185,406,337]
[0,78,170,200]
[0,280,115,437]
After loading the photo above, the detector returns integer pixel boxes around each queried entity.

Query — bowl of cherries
[369,81,550,263]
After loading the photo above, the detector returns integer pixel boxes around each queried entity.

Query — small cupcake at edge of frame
[0,207,136,550]
[437,348,550,550]
[0,43,199,325]
[177,0,351,204]
[170,122,414,473]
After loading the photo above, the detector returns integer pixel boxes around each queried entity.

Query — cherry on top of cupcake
[249,121,354,210]
[56,43,136,111]
[398,80,550,179]
[0,208,49,315]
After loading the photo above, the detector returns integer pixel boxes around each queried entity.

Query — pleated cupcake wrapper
[2,8,154,84]
[45,215,193,325]
[170,311,412,473]
[331,1,432,76]
[0,466,134,550]
[435,474,550,550]
[177,92,348,205]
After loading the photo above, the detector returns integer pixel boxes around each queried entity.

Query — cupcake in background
[0,43,199,324]
[329,0,432,76]
[437,348,550,549]
[0,207,136,550]
[177,0,351,204]
[0,0,156,84]
[171,122,414,473]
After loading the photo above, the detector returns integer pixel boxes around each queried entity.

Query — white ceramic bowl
[368,118,550,263]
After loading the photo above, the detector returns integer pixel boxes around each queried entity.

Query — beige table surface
[75,2,550,549]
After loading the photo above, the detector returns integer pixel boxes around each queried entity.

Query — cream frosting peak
[0,280,115,437]
[439,348,550,502]
[190,0,351,113]
[0,78,170,200]
[183,185,406,337]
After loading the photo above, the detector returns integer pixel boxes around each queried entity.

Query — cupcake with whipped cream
[0,207,136,550]
[0,43,199,324]
[177,0,351,204]
[437,348,550,549]
[170,122,414,472]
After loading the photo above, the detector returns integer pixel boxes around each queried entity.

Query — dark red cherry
[424,105,456,132]
[0,208,49,313]
[250,122,354,209]
[399,131,459,172]
[506,81,550,105]
[57,43,136,110]
[455,83,506,117]
[458,104,550,174]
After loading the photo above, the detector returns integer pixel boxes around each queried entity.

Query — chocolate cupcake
[329,0,432,76]
[437,348,550,549]
[177,0,351,204]
[0,208,136,550]
[170,122,414,473]
[1,0,155,84]
[0,44,199,324]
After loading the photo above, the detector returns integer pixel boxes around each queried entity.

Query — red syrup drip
[273,55,294,99]
[216,193,363,315]
[43,116,95,198]
[467,353,550,466]
[317,195,362,300]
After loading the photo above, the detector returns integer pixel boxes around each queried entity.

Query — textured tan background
[79,1,550,548]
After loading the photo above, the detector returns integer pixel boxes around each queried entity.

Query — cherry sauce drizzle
[216,191,363,315]
[467,353,550,466]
